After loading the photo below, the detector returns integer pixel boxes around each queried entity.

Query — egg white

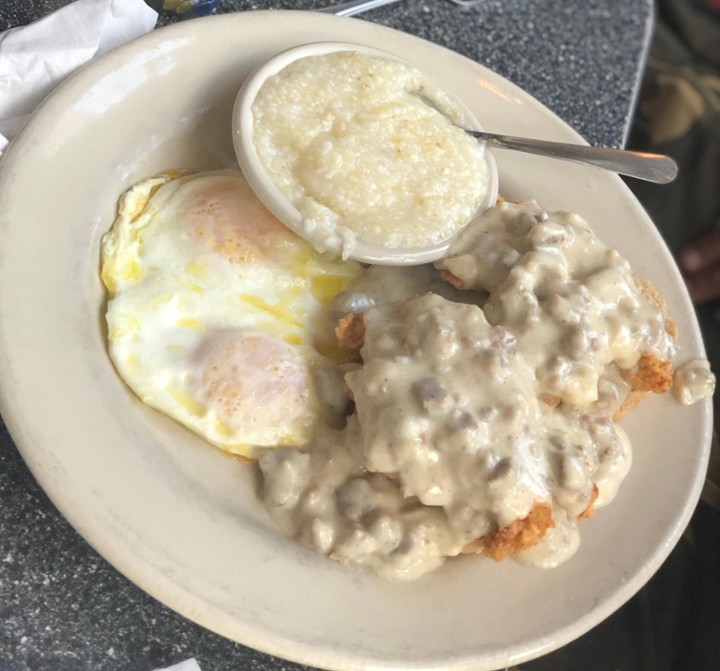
[101,170,360,457]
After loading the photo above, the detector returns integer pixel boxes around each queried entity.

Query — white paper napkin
[153,659,203,671]
[0,0,158,152]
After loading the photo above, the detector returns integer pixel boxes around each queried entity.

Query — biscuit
[462,502,555,562]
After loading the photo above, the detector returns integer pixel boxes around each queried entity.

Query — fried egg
[101,170,361,457]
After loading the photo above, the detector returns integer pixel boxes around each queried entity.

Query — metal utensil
[465,129,678,183]
[415,93,677,183]
[316,0,404,15]
[317,0,484,17]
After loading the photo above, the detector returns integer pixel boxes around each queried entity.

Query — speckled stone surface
[0,1,652,670]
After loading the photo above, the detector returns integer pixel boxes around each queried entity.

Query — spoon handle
[316,0,405,16]
[467,130,678,184]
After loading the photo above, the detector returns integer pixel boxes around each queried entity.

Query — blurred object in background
[627,0,720,418]
[628,0,720,255]
[660,0,720,66]
[160,0,217,17]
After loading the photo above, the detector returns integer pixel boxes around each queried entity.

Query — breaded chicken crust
[439,269,466,289]
[577,483,599,520]
[612,389,650,420]
[612,354,672,419]
[462,502,555,562]
[634,275,677,343]
[612,276,677,416]
[622,353,674,394]
[335,313,366,353]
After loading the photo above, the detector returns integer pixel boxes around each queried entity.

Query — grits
[251,51,490,256]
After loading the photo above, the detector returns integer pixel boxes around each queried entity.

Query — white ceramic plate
[0,11,712,671]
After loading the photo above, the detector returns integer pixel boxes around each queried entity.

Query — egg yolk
[192,331,314,444]
[182,178,295,264]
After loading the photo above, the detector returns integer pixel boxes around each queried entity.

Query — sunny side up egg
[101,170,361,458]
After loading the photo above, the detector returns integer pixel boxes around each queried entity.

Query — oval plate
[0,11,711,671]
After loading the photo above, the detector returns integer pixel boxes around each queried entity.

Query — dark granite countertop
[0,1,653,670]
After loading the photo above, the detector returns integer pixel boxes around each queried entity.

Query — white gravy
[673,359,715,405]
[258,201,703,581]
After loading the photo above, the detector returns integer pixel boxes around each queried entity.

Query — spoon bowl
[232,41,498,265]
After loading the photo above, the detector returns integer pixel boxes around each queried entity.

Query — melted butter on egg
[101,169,360,457]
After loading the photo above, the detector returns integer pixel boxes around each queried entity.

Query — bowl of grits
[233,42,499,264]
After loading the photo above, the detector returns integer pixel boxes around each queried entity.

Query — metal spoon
[463,129,678,183]
[317,0,484,17]
[316,0,405,14]
[414,94,678,184]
